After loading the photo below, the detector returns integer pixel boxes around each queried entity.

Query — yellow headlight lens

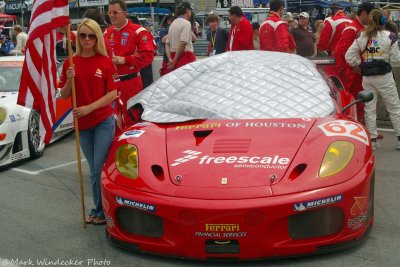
[0,107,7,125]
[115,144,138,179]
[319,141,354,178]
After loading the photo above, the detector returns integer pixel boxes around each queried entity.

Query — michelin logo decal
[116,196,156,212]
[293,194,343,211]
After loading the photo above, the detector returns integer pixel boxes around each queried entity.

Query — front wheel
[28,111,44,159]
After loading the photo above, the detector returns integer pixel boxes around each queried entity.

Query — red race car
[101,51,375,260]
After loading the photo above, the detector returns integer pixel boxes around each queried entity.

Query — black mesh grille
[205,240,240,254]
[116,207,163,238]
[288,207,344,239]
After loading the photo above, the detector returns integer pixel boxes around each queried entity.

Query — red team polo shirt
[60,55,119,131]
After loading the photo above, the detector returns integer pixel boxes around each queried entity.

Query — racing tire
[28,111,44,159]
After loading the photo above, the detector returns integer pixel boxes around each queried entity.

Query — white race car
[0,56,73,167]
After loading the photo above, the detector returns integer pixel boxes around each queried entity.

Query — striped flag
[17,0,69,144]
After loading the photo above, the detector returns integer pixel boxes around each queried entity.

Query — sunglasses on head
[79,33,97,40]
[107,10,125,16]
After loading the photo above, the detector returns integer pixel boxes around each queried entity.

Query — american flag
[17,0,69,144]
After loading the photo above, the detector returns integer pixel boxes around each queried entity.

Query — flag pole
[66,25,86,228]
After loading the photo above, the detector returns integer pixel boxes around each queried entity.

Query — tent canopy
[127,7,170,15]
[0,13,17,23]
[287,0,357,9]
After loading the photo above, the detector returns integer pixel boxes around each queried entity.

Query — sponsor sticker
[348,213,367,230]
[319,120,369,145]
[293,194,343,211]
[350,197,367,216]
[122,32,129,37]
[9,115,16,122]
[118,130,145,141]
[175,121,307,130]
[175,123,221,130]
[60,122,73,129]
[205,224,240,232]
[170,150,290,169]
[121,39,127,45]
[133,122,151,127]
[0,61,23,67]
[115,196,156,212]
[170,150,202,166]
[195,232,247,238]
[105,214,114,228]
[195,224,247,238]
[11,152,26,162]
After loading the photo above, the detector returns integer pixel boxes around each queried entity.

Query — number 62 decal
[318,120,369,145]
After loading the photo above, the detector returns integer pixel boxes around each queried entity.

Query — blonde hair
[13,24,22,33]
[315,20,324,32]
[75,18,107,56]
[364,9,383,40]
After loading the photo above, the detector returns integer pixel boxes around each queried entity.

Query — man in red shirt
[104,0,154,128]
[259,0,293,53]
[226,6,254,51]
[317,1,352,55]
[334,2,375,125]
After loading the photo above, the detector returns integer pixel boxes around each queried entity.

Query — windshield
[0,61,23,92]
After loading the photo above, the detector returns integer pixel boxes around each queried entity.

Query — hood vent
[193,130,213,145]
[213,138,251,153]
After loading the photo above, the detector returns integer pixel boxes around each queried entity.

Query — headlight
[115,144,138,179]
[319,141,354,178]
[0,107,7,125]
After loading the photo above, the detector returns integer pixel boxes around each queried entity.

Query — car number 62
[318,120,369,145]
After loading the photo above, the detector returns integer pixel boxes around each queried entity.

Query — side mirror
[357,90,374,103]
[342,91,374,114]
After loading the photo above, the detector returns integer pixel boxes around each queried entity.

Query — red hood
[166,119,315,190]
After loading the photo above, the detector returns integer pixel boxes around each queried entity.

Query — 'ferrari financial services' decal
[171,150,290,169]
[115,196,156,212]
[118,130,145,141]
[319,120,368,145]
[293,194,343,211]
[195,224,247,238]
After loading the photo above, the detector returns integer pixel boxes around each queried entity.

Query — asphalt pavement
[0,130,399,267]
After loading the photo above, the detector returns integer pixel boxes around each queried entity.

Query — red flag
[17,0,69,144]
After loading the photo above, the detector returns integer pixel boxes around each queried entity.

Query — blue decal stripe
[52,108,72,131]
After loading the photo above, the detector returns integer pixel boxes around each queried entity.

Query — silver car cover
[127,51,334,123]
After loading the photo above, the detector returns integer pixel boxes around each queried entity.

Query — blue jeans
[79,115,115,219]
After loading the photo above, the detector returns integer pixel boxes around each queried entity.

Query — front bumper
[101,160,374,260]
